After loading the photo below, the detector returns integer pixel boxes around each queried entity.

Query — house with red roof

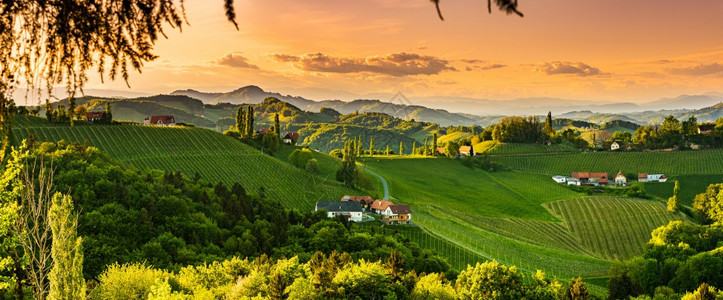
[571,172,609,186]
[283,132,299,145]
[341,195,374,210]
[86,111,106,123]
[145,115,175,126]
[382,204,412,225]
[370,200,394,214]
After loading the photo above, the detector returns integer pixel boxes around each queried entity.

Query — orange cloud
[668,63,723,76]
[217,53,259,69]
[536,61,606,76]
[273,52,457,76]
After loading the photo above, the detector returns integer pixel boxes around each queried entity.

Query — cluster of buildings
[314,195,412,225]
[553,171,667,186]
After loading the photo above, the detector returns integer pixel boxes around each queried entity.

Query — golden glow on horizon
[81,0,723,102]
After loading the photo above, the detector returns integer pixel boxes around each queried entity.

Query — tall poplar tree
[412,142,417,156]
[432,134,438,156]
[274,113,280,138]
[245,106,255,137]
[235,106,245,132]
[337,140,358,188]
[424,137,429,156]
[369,136,375,156]
[543,111,555,137]
[48,193,85,300]
[399,142,404,156]
[104,102,112,123]
[667,181,680,213]
[68,98,76,127]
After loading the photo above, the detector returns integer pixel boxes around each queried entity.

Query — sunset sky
[84,0,723,102]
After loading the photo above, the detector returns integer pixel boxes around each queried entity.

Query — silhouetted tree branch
[431,0,524,21]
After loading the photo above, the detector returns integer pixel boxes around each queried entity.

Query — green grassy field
[545,196,687,260]
[360,156,696,278]
[11,119,358,210]
[640,174,723,206]
[472,141,578,155]
[492,150,723,175]
[438,131,472,144]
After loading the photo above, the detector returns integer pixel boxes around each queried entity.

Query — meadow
[361,156,691,279]
[473,141,578,155]
[491,149,723,175]
[545,196,688,260]
[11,120,358,209]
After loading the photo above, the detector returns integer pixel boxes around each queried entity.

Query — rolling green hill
[360,156,694,278]
[472,141,578,155]
[545,196,687,260]
[491,150,723,175]
[10,116,359,209]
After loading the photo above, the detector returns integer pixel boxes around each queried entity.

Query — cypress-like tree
[667,180,680,213]
[356,136,363,156]
[104,102,113,123]
[274,113,280,137]
[235,106,245,132]
[432,134,438,156]
[68,98,76,126]
[543,111,556,137]
[48,193,86,300]
[399,141,403,156]
[412,142,416,155]
[385,145,390,156]
[369,136,375,156]
[337,140,357,187]
[424,137,429,156]
[45,99,54,122]
[245,106,254,137]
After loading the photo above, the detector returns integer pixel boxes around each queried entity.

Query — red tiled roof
[436,147,445,154]
[638,173,648,179]
[283,132,299,140]
[459,146,472,153]
[572,172,607,179]
[388,204,411,214]
[371,200,394,210]
[258,128,270,134]
[86,111,106,119]
[615,171,625,178]
[341,195,374,205]
[149,115,175,124]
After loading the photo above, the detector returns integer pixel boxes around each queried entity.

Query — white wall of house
[326,211,362,222]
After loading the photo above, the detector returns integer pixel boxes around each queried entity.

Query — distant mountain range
[170,85,722,125]
[27,85,723,127]
[170,86,487,126]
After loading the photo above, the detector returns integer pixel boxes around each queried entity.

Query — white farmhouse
[611,141,622,151]
[552,175,567,183]
[315,201,363,222]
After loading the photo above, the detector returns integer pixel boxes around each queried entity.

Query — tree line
[224,101,282,155]
[0,139,452,299]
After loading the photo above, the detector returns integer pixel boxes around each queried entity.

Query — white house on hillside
[611,141,622,151]
[614,171,627,185]
[315,201,363,222]
[552,175,567,183]
[638,173,668,183]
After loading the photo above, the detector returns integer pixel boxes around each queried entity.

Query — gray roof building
[315,201,363,212]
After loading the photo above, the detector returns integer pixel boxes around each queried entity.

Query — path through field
[361,166,389,200]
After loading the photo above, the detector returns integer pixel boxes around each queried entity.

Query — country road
[360,167,389,201]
